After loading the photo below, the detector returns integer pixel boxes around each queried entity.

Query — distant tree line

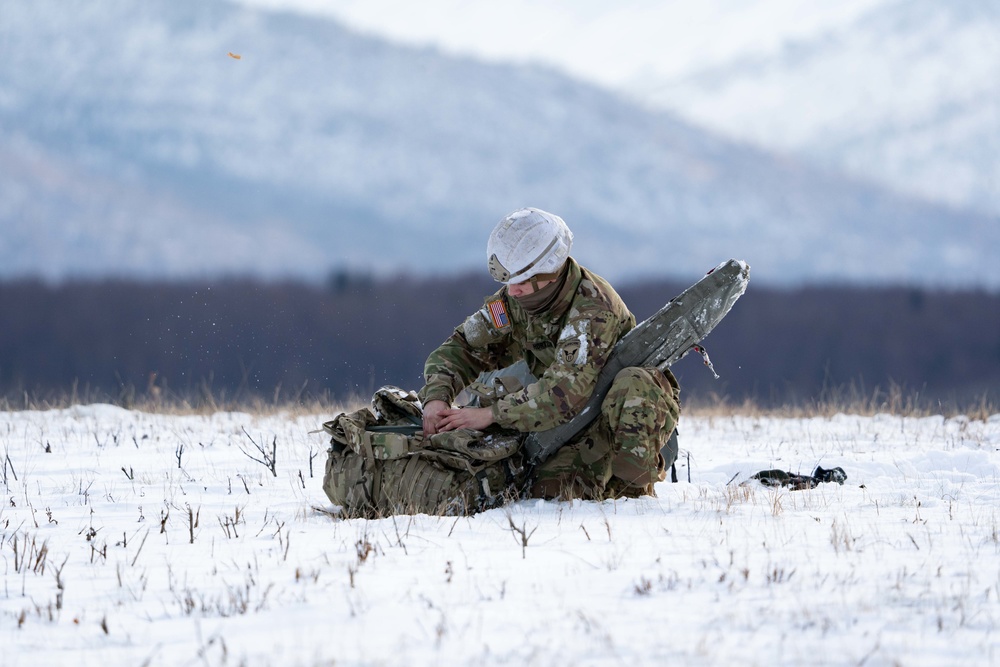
[1,273,997,410]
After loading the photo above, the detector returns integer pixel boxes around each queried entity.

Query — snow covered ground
[2,404,999,666]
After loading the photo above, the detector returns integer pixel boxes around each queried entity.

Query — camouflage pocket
[576,428,613,466]
[366,431,421,460]
[322,447,372,510]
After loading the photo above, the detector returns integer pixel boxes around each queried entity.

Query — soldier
[419,208,680,499]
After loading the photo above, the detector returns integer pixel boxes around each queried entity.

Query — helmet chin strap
[527,267,564,291]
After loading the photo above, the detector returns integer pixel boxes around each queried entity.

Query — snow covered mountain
[636,0,1000,217]
[1,0,997,287]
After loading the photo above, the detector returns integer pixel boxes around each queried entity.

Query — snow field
[2,406,999,665]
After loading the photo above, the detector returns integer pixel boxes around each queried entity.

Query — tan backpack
[321,386,525,517]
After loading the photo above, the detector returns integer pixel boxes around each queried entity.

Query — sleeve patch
[487,299,511,330]
[557,321,590,366]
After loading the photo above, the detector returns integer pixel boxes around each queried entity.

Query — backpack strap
[399,455,426,506]
[358,431,377,468]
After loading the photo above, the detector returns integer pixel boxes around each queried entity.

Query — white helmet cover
[487,208,573,284]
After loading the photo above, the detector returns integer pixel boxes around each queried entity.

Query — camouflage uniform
[418,258,680,499]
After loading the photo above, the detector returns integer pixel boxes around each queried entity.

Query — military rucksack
[321,386,526,517]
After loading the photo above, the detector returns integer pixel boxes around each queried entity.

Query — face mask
[511,264,570,315]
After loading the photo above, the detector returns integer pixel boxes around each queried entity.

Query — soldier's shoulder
[480,285,507,305]
[575,265,628,315]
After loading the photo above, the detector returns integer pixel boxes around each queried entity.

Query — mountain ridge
[637,0,1000,217]
[2,0,997,287]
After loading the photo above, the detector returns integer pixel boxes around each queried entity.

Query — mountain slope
[1,0,997,287]
[638,0,1000,216]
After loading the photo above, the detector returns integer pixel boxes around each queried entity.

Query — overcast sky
[234,0,890,95]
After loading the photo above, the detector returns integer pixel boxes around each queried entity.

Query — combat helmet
[487,208,573,285]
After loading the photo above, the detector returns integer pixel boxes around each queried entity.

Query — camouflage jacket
[418,258,636,432]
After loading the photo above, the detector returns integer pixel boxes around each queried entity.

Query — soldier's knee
[607,367,674,404]
[610,366,651,391]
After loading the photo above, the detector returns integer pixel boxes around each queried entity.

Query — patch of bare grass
[0,385,365,417]
[3,381,995,422]
[685,382,997,421]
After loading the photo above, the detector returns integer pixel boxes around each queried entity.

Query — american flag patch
[487,299,510,329]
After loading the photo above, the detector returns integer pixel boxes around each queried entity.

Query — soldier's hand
[422,400,451,435]
[437,407,495,433]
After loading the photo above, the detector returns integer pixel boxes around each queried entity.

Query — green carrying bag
[321,386,526,517]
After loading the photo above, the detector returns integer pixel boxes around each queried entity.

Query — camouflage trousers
[530,367,680,500]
